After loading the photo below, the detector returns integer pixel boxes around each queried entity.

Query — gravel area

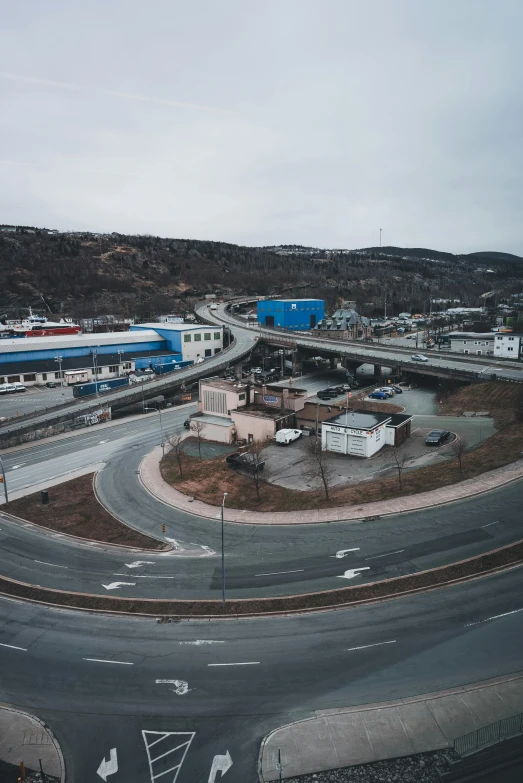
[283,749,457,783]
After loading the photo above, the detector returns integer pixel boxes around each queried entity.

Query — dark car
[425,430,450,446]
[368,391,388,400]
[390,385,403,394]
[318,388,341,398]
[45,381,58,388]
[184,419,191,428]
[226,453,265,472]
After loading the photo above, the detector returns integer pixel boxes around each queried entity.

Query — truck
[153,359,193,375]
[275,428,302,445]
[72,376,129,398]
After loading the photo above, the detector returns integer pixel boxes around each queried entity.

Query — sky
[1,0,522,254]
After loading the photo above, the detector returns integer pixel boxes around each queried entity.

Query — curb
[257,670,523,782]
[140,445,523,525]
[0,702,66,783]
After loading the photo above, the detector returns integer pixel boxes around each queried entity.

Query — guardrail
[454,712,523,756]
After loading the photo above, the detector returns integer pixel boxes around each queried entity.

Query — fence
[454,712,523,756]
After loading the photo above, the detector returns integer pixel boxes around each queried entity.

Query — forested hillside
[1,229,523,320]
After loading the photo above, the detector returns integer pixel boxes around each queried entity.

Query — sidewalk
[0,704,65,781]
[140,446,523,524]
[260,671,523,781]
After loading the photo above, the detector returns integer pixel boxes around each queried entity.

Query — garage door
[326,430,344,453]
[348,435,365,456]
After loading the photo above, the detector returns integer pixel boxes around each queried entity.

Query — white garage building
[321,410,392,458]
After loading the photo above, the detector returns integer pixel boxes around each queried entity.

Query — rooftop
[0,330,162,353]
[201,378,249,391]
[131,322,221,332]
[327,410,391,430]
[235,404,289,420]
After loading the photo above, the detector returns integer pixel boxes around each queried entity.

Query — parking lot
[261,411,496,491]
[0,384,74,421]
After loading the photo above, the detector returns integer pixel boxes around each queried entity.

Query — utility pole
[144,405,165,457]
[0,457,8,504]
[54,355,63,387]
[221,492,228,609]
[91,349,99,396]
[379,228,382,248]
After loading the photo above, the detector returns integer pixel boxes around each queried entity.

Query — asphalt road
[0,409,521,600]
[1,567,522,782]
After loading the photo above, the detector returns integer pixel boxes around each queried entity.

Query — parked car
[318,388,341,398]
[376,387,395,397]
[411,354,429,362]
[250,367,262,374]
[275,428,302,445]
[183,419,191,428]
[368,391,388,400]
[425,430,450,446]
[317,391,333,400]
[4,384,17,394]
[406,335,412,339]
[45,381,58,388]
[13,382,26,392]
[390,385,403,394]
[226,452,265,472]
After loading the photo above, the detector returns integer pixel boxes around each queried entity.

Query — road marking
[9,464,25,470]
[155,679,191,695]
[83,658,134,665]
[365,550,404,560]
[209,751,233,783]
[338,567,371,579]
[481,521,499,528]
[34,560,69,569]
[97,748,118,781]
[332,548,360,559]
[208,661,259,666]
[464,607,523,627]
[102,582,136,590]
[114,573,174,579]
[142,731,195,783]
[179,640,224,646]
[165,537,185,551]
[345,640,397,651]
[255,569,305,577]
[124,561,155,568]
[0,642,27,651]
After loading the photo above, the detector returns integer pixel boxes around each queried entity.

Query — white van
[4,384,17,394]
[13,382,26,392]
[275,428,302,445]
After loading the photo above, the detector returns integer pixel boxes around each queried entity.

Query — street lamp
[91,348,99,396]
[144,405,165,457]
[221,491,228,609]
[54,355,63,387]
[0,457,8,504]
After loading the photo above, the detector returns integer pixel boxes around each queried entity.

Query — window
[24,374,36,382]
[123,363,131,369]
[497,336,502,340]
[204,333,211,340]
[509,337,514,341]
[238,393,246,401]
[41,373,47,380]
[184,334,191,342]
[109,366,118,373]
[214,332,221,340]
[194,333,201,341]
[204,348,212,357]
[8,375,20,383]
[509,347,514,351]
[214,347,221,354]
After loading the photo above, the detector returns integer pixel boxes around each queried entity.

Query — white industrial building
[448,332,495,356]
[493,333,522,360]
[321,410,412,458]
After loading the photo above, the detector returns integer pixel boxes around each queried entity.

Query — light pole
[91,349,99,396]
[279,349,284,376]
[54,355,63,387]
[144,405,165,457]
[117,350,123,377]
[221,491,228,609]
[0,457,8,504]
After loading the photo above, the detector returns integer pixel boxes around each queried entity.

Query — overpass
[198,299,523,385]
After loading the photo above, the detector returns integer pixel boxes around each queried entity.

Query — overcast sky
[1,0,522,253]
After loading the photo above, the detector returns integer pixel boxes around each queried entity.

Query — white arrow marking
[10,464,25,470]
[97,748,118,780]
[102,581,136,590]
[332,548,360,559]
[165,537,185,551]
[124,561,155,568]
[208,750,233,782]
[155,679,191,695]
[337,567,371,579]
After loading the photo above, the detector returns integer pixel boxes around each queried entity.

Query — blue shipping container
[73,376,129,398]
[153,359,193,375]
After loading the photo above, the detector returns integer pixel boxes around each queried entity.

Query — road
[1,567,522,782]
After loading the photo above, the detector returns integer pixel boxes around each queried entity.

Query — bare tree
[244,439,268,501]
[390,447,408,489]
[303,435,335,500]
[190,419,207,460]
[167,431,186,478]
[451,436,467,474]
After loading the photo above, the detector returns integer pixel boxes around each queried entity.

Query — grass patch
[6,474,166,550]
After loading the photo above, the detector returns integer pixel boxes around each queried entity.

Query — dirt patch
[0,539,522,616]
[439,381,523,428]
[6,474,166,550]
[161,423,523,511]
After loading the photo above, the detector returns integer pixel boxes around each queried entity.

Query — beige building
[191,378,306,444]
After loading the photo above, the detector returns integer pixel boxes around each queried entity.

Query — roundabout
[0,384,522,781]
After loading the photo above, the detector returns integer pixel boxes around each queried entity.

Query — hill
[1,229,523,321]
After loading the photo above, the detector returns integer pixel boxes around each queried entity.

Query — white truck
[275,428,302,445]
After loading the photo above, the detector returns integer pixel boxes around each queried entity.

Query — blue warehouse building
[257,299,325,331]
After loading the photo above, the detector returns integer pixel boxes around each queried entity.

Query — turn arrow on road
[208,750,233,782]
